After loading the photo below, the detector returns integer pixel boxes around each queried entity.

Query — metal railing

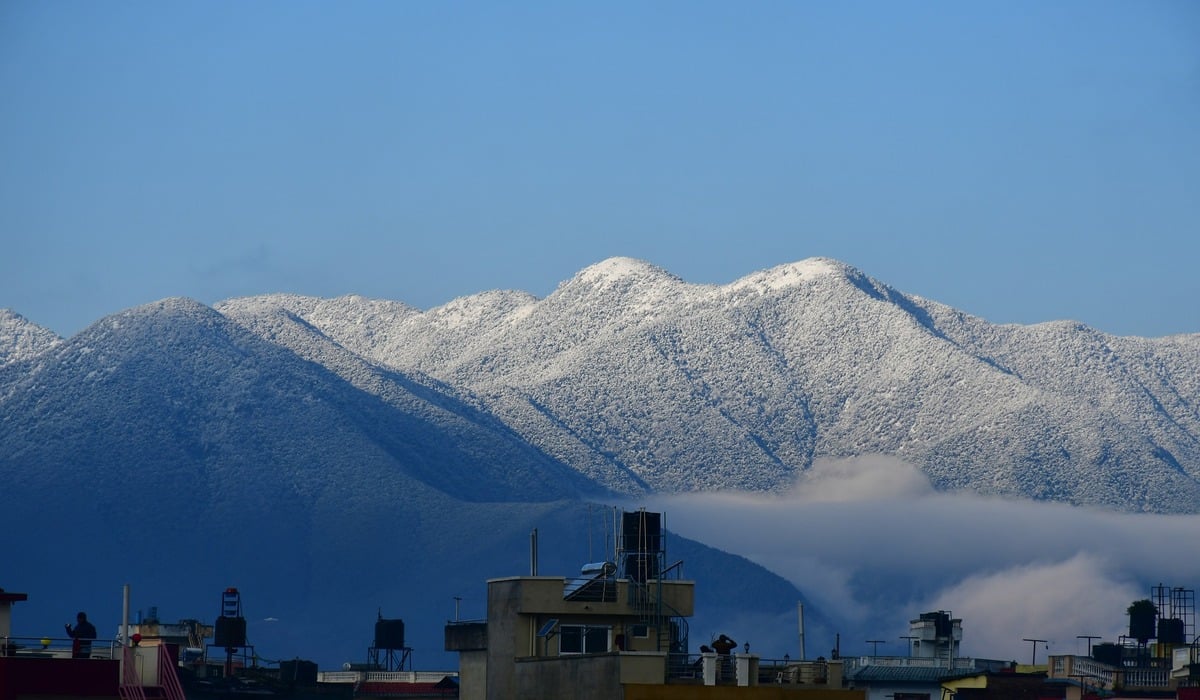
[158,643,187,700]
[1,635,118,659]
[664,653,737,683]
[119,645,147,700]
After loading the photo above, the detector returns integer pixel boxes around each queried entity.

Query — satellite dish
[537,619,559,638]
[343,662,351,670]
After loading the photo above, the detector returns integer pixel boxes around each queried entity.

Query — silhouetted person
[66,612,96,658]
[712,634,737,655]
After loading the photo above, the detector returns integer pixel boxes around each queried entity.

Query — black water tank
[375,618,405,650]
[1158,618,1185,645]
[1129,604,1157,642]
[625,553,655,582]
[214,616,246,648]
[920,611,951,638]
[279,659,318,684]
[622,511,661,552]
[1093,642,1122,667]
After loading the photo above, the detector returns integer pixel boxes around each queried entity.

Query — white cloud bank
[642,456,1200,662]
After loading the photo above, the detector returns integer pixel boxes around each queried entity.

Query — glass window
[560,626,582,654]
[559,625,610,654]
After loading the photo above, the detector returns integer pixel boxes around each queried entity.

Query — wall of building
[618,652,667,684]
[485,579,526,700]
[514,654,624,700]
[457,650,487,700]
[480,575,698,700]
[624,684,867,700]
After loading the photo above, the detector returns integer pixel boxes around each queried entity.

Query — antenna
[1022,638,1048,665]
[1076,635,1100,656]
[612,506,618,563]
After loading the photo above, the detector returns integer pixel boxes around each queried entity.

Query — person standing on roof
[712,634,737,655]
[65,611,96,658]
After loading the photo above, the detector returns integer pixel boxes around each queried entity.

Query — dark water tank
[1093,642,1122,667]
[622,511,661,552]
[1158,618,1185,645]
[279,659,318,684]
[920,611,952,638]
[1129,603,1157,643]
[214,616,247,648]
[375,618,405,650]
[625,553,654,582]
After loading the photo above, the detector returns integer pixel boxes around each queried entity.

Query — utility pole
[1023,638,1048,665]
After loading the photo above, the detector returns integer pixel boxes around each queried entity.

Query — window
[631,624,649,638]
[559,625,611,654]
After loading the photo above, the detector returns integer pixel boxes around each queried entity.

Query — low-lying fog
[643,456,1200,662]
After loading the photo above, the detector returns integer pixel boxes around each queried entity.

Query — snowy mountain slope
[226,257,1200,513]
[0,308,60,366]
[0,297,596,506]
[0,296,811,668]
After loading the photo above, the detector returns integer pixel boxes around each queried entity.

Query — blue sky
[2,1,1197,338]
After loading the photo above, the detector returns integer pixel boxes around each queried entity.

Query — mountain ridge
[200,256,1200,512]
[2,256,1197,666]
[4,256,1198,514]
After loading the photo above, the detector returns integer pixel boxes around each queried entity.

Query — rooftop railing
[1,635,119,659]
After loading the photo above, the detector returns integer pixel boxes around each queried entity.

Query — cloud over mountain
[646,456,1200,660]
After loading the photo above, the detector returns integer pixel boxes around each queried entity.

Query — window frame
[558,624,612,655]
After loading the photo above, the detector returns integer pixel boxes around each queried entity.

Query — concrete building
[445,511,864,699]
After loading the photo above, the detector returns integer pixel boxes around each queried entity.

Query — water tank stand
[368,645,412,672]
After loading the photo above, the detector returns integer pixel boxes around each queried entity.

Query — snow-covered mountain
[1,308,60,366]
[216,257,1200,513]
[3,255,1198,665]
[0,295,809,667]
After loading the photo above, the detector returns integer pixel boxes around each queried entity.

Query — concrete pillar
[736,653,760,686]
[702,652,718,685]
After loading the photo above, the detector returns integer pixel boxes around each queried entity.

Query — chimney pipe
[798,602,806,660]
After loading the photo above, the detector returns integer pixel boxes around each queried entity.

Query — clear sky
[2,1,1197,338]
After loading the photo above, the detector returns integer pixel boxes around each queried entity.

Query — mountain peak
[0,308,61,364]
[726,257,854,294]
[571,257,682,286]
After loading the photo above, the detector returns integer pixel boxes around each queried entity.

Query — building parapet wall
[843,656,1001,672]
[487,576,694,618]
[514,653,624,700]
[445,621,487,652]
[1048,655,1172,691]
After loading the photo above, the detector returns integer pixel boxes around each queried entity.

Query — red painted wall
[0,657,120,700]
